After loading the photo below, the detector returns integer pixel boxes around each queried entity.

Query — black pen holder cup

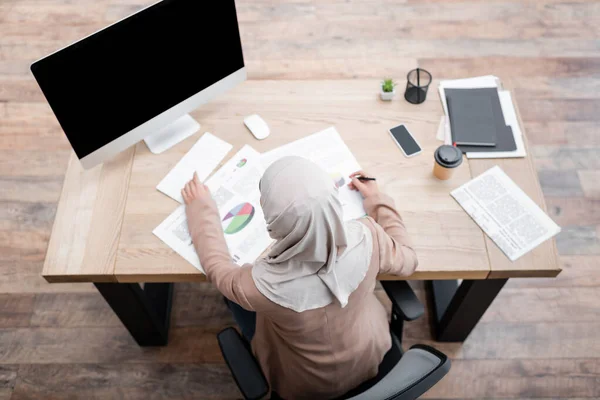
[404,68,432,105]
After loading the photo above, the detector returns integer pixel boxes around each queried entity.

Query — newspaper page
[261,127,366,221]
[156,132,232,203]
[451,166,560,261]
[153,145,273,273]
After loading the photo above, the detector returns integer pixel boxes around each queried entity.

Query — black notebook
[446,88,517,153]
[447,90,496,146]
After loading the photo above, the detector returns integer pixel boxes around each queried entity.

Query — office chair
[217,281,451,400]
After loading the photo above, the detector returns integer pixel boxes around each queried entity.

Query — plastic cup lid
[435,145,463,168]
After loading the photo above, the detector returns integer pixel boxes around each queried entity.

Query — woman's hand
[183,172,213,245]
[348,170,380,198]
[182,172,211,205]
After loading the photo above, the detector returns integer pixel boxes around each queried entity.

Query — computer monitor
[31,0,245,169]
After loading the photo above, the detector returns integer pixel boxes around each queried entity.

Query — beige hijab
[252,156,372,312]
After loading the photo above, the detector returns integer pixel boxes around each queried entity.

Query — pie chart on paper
[222,203,255,234]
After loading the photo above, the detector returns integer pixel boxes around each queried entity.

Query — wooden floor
[1,0,600,398]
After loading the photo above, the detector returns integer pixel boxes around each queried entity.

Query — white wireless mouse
[244,114,270,140]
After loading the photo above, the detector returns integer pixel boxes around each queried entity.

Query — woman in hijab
[183,156,418,400]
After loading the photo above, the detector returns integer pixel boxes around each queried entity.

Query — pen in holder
[404,68,432,105]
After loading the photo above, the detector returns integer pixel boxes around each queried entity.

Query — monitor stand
[144,114,200,154]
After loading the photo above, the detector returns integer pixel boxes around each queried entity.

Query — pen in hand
[356,176,376,182]
[349,171,379,197]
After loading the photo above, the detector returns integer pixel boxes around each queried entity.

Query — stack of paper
[152,127,366,274]
[437,75,526,159]
[153,145,274,273]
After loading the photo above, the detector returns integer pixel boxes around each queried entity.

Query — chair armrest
[380,281,424,321]
[394,345,451,400]
[345,344,450,400]
[217,327,269,400]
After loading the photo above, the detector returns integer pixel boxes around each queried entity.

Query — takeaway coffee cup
[433,145,463,180]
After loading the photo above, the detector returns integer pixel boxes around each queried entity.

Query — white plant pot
[380,88,395,101]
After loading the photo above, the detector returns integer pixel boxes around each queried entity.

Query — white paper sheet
[153,145,274,273]
[436,116,450,144]
[261,127,366,221]
[152,204,202,270]
[451,166,560,261]
[156,132,232,203]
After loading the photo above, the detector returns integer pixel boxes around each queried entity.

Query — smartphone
[388,124,422,157]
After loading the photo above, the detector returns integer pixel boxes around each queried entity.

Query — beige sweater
[189,193,418,400]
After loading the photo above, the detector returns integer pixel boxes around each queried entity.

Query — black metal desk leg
[428,279,508,342]
[94,282,174,346]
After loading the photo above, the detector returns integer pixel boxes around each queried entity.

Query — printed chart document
[156,132,232,203]
[261,127,366,220]
[153,145,273,273]
[451,166,560,261]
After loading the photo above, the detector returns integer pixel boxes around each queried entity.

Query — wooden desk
[42,80,560,344]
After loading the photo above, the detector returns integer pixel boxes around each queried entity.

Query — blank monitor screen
[31,0,244,159]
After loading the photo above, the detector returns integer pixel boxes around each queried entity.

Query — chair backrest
[345,345,450,400]
[218,326,450,400]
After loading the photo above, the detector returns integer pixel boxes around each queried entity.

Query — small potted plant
[380,78,396,101]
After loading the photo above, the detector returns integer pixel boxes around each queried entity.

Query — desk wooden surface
[43,80,560,283]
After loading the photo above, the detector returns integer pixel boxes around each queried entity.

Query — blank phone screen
[390,125,421,155]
